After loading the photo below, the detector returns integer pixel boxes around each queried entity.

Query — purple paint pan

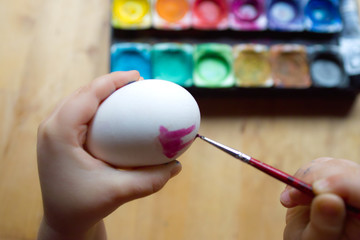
[229,0,267,30]
[267,0,305,31]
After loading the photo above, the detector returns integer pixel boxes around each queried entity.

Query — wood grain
[1,0,360,239]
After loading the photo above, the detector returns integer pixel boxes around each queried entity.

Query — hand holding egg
[86,79,201,167]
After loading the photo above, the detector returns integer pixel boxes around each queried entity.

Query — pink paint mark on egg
[158,124,196,158]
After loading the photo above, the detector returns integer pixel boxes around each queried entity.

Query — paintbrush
[197,134,360,216]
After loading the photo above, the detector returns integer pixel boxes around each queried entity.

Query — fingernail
[126,80,137,85]
[165,160,179,165]
[313,179,331,193]
[170,162,182,177]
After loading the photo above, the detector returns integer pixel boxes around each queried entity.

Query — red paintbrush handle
[249,157,314,196]
[197,135,360,217]
[249,157,360,217]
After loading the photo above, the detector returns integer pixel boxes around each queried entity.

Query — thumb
[111,160,182,204]
[302,193,346,240]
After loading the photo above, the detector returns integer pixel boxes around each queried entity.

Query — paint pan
[229,0,267,31]
[151,43,194,87]
[192,0,228,30]
[233,44,272,87]
[308,45,348,88]
[339,0,360,86]
[193,43,234,88]
[270,44,311,88]
[112,0,151,29]
[267,0,304,31]
[304,0,342,33]
[111,43,152,79]
[340,0,360,37]
[340,38,360,86]
[153,0,191,30]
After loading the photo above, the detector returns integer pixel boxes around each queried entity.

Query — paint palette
[110,0,360,111]
[111,0,344,33]
[110,42,355,90]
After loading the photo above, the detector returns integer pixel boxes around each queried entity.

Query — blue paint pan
[111,43,152,79]
[304,0,342,33]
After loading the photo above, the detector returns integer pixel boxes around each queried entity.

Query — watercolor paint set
[111,0,344,32]
[110,0,360,99]
[111,42,350,89]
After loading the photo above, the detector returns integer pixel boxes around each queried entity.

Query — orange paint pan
[153,0,191,29]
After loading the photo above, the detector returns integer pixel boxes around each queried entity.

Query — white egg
[86,79,201,167]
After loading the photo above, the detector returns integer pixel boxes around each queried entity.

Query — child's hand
[37,71,182,240]
[280,157,360,240]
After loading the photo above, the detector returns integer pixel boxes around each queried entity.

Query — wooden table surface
[1,0,360,239]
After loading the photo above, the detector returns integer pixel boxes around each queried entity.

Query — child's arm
[37,71,182,240]
[280,157,360,240]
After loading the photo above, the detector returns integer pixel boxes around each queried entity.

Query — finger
[281,158,357,208]
[42,71,140,143]
[310,157,335,164]
[283,206,310,240]
[109,161,182,205]
[51,71,140,127]
[280,162,317,208]
[313,172,360,211]
[302,193,346,240]
[89,71,141,103]
[281,188,313,208]
[292,158,336,181]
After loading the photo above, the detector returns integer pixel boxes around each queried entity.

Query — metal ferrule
[236,152,251,163]
[198,135,251,163]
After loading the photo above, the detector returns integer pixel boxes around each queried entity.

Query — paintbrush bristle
[196,134,205,139]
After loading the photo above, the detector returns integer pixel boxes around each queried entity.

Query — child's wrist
[38,218,106,240]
